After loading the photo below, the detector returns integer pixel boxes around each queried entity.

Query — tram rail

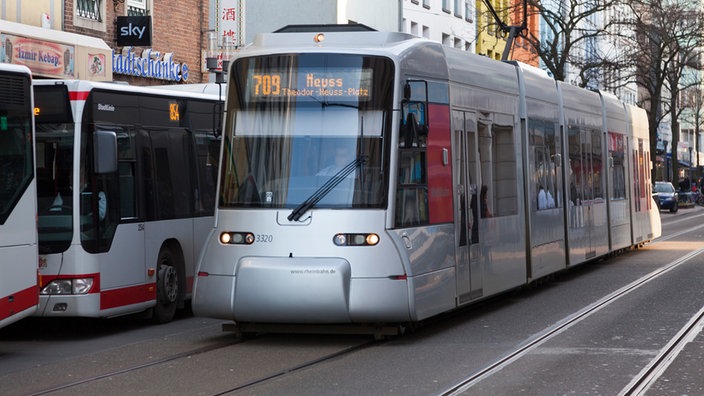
[440,239,704,396]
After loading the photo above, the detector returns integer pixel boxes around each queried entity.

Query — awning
[0,20,112,81]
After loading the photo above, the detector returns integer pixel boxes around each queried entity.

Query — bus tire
[153,247,179,323]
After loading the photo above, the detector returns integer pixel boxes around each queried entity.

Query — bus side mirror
[94,130,118,174]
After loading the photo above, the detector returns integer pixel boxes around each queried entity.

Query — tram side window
[568,125,581,205]
[395,149,428,227]
[632,138,648,212]
[643,141,652,210]
[609,133,626,200]
[530,119,560,211]
[591,129,603,200]
[479,118,517,218]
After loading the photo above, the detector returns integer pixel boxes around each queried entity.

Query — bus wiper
[287,156,366,222]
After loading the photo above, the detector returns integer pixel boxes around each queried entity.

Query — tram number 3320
[255,234,273,243]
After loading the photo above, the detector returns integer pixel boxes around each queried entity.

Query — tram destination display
[246,68,373,102]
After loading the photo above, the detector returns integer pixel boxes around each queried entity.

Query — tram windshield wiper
[287,156,366,221]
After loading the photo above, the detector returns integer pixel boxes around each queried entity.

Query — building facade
[1,0,210,84]
[401,0,475,52]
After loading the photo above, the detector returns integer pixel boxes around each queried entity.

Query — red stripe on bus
[69,91,90,101]
[100,283,157,310]
[0,285,39,321]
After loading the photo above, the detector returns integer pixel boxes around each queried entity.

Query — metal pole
[664,140,669,182]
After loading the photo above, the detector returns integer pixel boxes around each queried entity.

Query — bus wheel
[153,248,179,323]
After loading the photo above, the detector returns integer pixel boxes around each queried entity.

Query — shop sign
[116,16,152,47]
[0,33,74,78]
[218,0,244,47]
[112,47,189,82]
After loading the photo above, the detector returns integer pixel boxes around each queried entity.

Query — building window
[442,33,451,46]
[455,0,462,17]
[74,0,106,31]
[423,0,430,9]
[127,0,149,16]
[76,0,102,21]
[442,0,450,13]
[465,0,473,22]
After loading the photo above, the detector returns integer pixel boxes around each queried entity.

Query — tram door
[567,126,601,262]
[452,110,482,304]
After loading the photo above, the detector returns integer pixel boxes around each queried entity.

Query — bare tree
[626,0,704,182]
[679,77,704,183]
[520,0,620,86]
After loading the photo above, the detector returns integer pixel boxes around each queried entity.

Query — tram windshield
[221,53,394,210]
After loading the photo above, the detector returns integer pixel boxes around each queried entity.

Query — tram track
[440,235,704,395]
[209,338,380,395]
[26,337,243,396]
[619,304,704,395]
[25,329,380,396]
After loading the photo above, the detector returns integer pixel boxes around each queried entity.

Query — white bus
[0,63,38,329]
[33,80,221,323]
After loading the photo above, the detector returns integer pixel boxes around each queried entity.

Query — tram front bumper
[192,256,412,323]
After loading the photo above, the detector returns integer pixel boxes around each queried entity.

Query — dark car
[653,181,678,212]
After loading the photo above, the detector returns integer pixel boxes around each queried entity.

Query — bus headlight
[333,233,380,246]
[40,278,94,295]
[220,231,255,245]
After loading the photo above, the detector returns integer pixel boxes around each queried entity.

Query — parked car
[653,181,678,212]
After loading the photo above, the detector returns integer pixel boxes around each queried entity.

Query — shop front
[0,20,112,81]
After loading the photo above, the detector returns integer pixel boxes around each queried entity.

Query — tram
[0,64,38,329]
[192,25,662,333]
[33,80,221,322]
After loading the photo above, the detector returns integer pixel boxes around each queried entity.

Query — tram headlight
[40,278,94,295]
[333,233,380,246]
[220,231,255,245]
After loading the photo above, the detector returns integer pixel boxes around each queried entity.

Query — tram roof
[248,30,423,52]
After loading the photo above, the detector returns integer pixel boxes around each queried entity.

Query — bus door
[452,110,482,304]
[92,126,146,291]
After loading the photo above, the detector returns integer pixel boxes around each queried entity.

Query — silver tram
[192,25,661,331]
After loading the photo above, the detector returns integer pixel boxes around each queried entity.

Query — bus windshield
[221,53,395,210]
[0,72,33,225]
[35,124,74,254]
